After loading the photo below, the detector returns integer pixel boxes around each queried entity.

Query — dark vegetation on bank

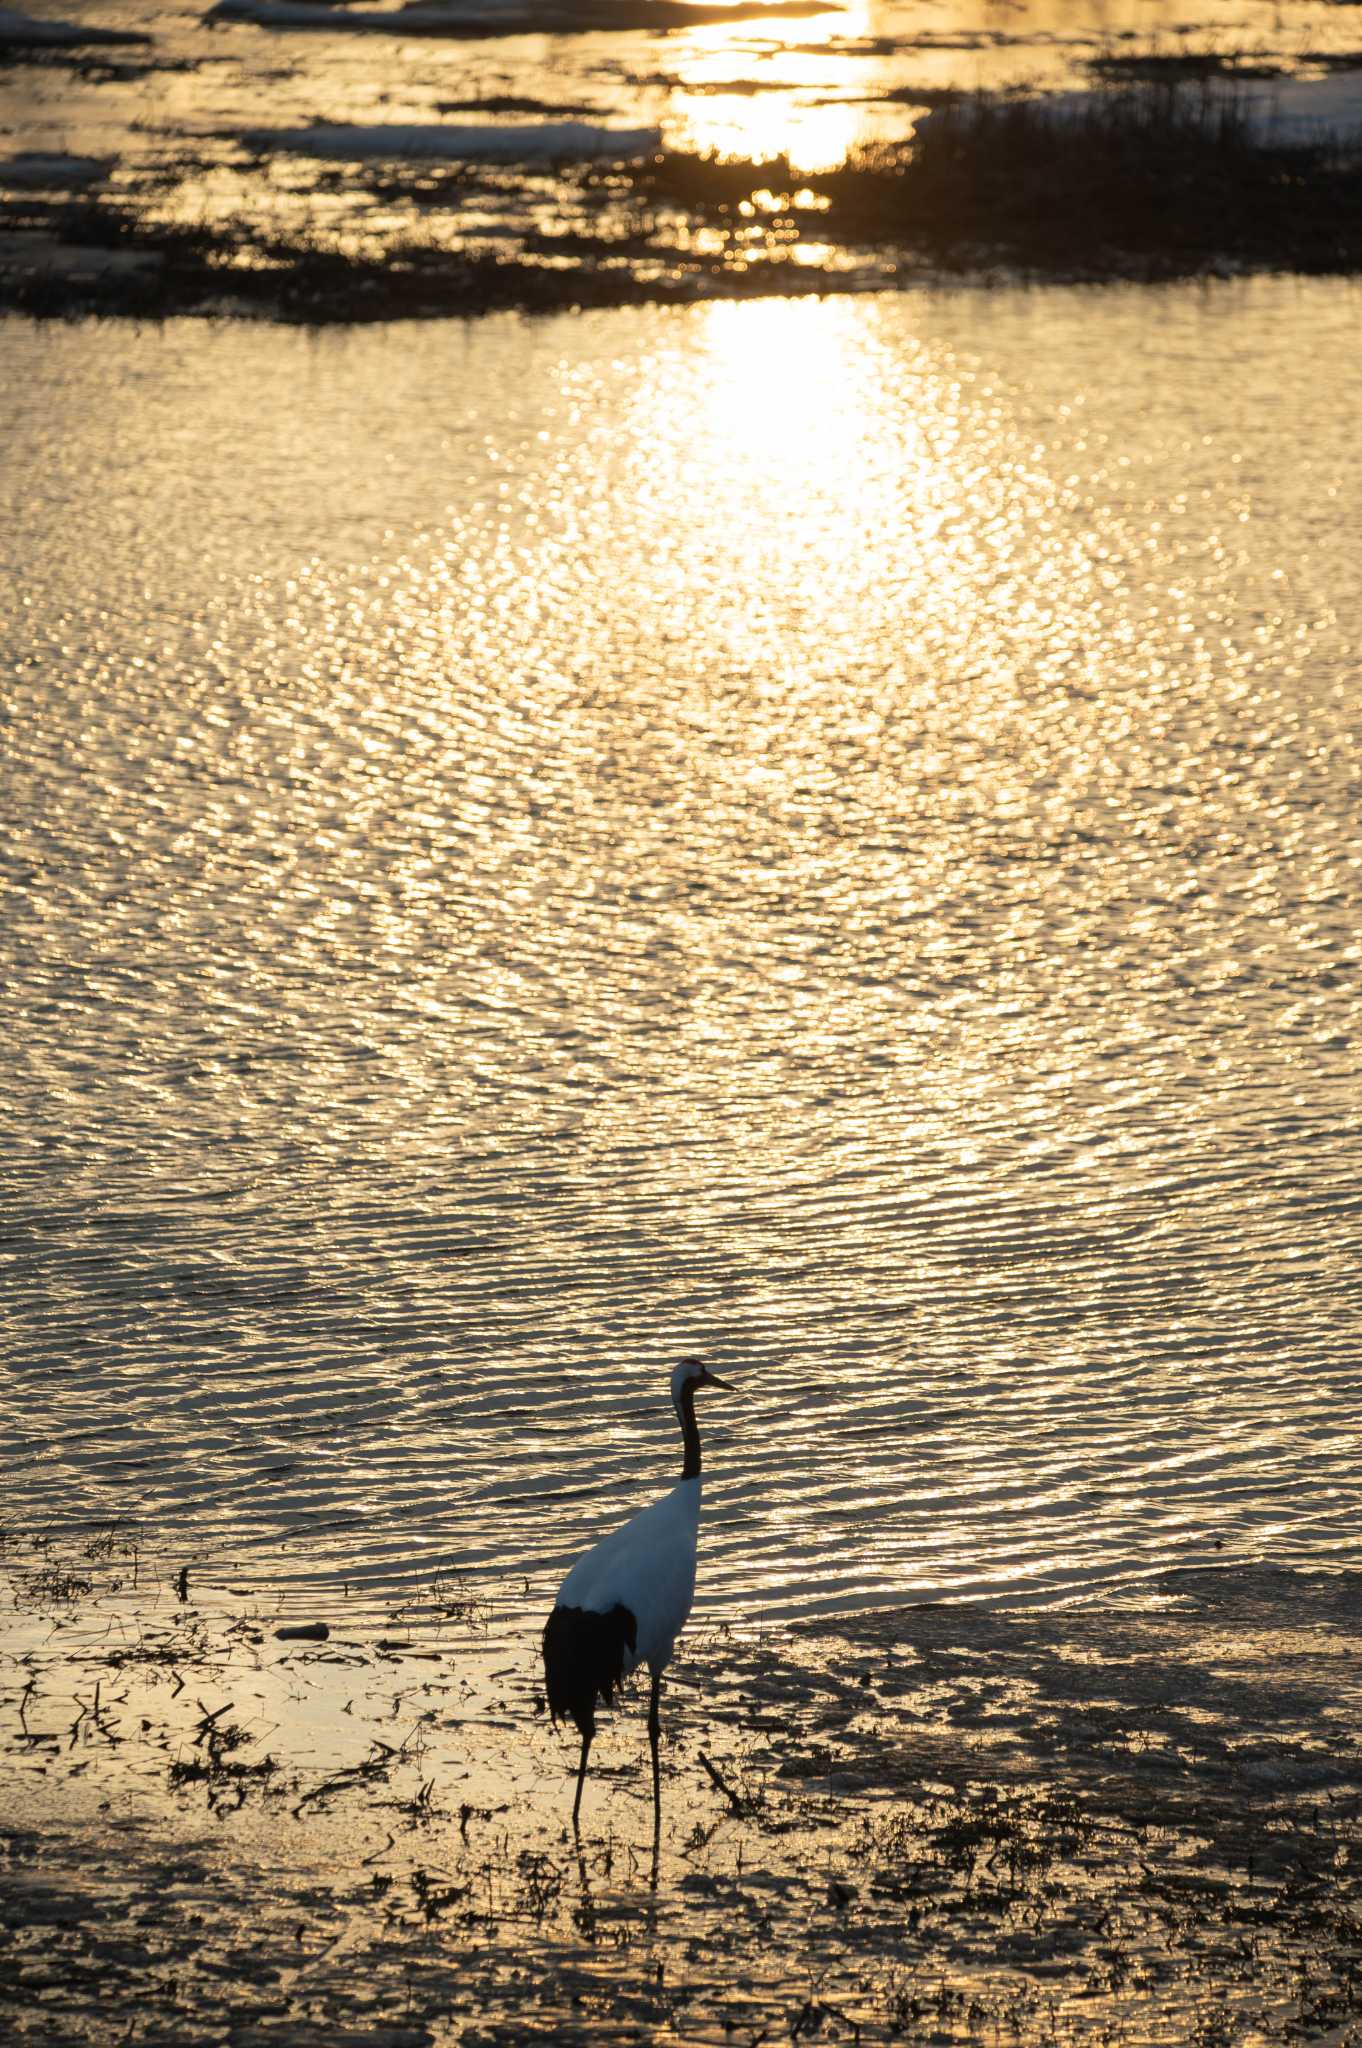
[631,88,1362,282]
[3,82,1362,321]
[0,202,844,322]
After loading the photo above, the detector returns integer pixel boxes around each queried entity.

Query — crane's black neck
[677,1379,702,1481]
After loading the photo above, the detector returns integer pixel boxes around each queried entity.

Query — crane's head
[671,1357,732,1407]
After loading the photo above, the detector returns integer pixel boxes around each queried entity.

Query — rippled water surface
[4,283,1361,1635]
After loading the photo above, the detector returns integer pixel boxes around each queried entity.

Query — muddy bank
[4,1539,1361,2044]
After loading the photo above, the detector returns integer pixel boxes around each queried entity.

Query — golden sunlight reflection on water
[2,284,1361,1638]
[664,2,881,168]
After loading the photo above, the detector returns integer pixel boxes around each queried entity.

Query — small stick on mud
[698,1749,748,1817]
[291,1737,400,1816]
[193,1701,232,1742]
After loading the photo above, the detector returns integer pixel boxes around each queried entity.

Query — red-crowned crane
[542,1358,731,1834]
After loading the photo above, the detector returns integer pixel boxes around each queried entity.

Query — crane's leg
[648,1672,662,1844]
[572,1728,592,1831]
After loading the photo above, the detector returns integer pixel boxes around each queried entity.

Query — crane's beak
[701,1368,733,1391]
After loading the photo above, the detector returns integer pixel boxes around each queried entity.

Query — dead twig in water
[291,1736,404,1816]
[698,1748,749,1817]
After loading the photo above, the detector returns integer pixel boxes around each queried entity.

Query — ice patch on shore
[238,119,661,160]
[0,7,150,45]
[0,153,114,190]
[210,0,536,26]
[1217,69,1362,139]
[209,0,838,35]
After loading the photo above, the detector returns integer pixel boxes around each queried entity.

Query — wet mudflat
[5,1539,1361,2045]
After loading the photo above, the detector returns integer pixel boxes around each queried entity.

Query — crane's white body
[543,1358,729,1832]
[555,1475,700,1676]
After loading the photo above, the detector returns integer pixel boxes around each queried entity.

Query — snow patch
[207,0,836,35]
[209,0,527,26]
[0,6,150,45]
[0,152,114,190]
[238,120,661,161]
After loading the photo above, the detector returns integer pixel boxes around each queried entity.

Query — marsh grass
[167,1710,277,1807]
[390,1569,493,1635]
[633,79,1362,278]
[1086,47,1291,83]
[875,83,1351,272]
[81,1518,142,1563]
[12,1564,94,1606]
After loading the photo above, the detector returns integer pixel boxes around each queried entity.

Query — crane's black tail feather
[543,1603,638,1739]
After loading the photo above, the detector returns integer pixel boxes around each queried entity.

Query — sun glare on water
[661,1,886,169]
[614,293,978,682]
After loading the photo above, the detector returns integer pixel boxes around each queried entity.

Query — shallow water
[3,281,1361,1634]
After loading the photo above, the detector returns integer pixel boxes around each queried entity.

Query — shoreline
[6,164,1362,326]
[7,0,1362,323]
[5,1542,1361,2043]
[6,73,1362,324]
